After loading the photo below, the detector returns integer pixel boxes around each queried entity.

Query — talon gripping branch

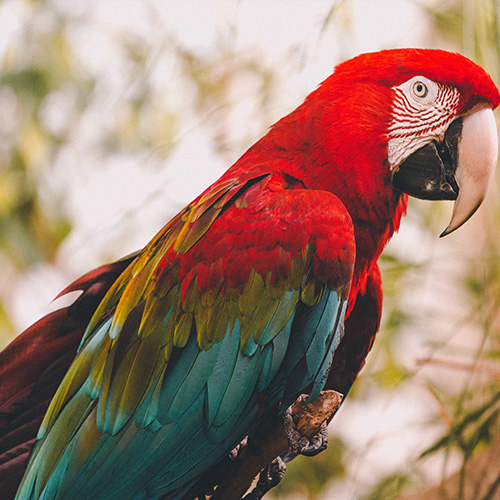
[1,49,499,500]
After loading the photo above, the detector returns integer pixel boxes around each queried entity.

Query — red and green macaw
[0,49,499,500]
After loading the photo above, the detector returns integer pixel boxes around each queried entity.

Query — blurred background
[0,0,499,498]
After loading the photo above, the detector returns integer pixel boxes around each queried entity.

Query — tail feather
[0,255,137,500]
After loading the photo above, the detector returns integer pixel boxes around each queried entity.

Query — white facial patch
[387,76,460,169]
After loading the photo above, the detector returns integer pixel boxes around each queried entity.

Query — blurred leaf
[422,392,500,458]
[361,471,418,500]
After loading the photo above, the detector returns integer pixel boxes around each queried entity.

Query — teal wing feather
[15,172,355,500]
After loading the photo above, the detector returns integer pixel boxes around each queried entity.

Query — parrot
[0,48,499,500]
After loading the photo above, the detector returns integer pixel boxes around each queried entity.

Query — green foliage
[361,472,419,500]
[175,40,280,155]
[0,0,283,347]
[422,392,500,459]
[0,1,90,273]
[0,0,93,343]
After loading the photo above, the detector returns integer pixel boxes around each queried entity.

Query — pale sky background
[1,1,489,498]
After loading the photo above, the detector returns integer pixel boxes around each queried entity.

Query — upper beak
[392,107,498,237]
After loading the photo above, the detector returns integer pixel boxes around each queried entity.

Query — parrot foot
[242,456,286,500]
[279,408,309,455]
[280,407,329,457]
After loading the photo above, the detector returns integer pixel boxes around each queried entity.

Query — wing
[15,172,355,500]
[0,255,136,500]
[326,264,383,397]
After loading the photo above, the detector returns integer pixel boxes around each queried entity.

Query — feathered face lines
[387,76,461,169]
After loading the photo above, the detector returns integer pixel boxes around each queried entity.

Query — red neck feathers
[222,49,499,280]
[227,60,407,280]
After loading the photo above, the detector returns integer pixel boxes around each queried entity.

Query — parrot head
[345,49,500,236]
[295,49,500,239]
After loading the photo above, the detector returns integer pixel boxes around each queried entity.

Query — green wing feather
[16,171,355,500]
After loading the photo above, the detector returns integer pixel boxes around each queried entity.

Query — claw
[242,457,286,500]
[300,422,329,457]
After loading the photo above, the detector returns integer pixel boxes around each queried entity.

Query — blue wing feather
[15,182,355,500]
[163,338,222,423]
[205,324,240,427]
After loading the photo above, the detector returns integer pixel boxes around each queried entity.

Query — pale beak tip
[441,107,498,237]
[439,227,451,238]
[440,223,460,238]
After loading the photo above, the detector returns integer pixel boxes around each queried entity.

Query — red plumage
[1,49,499,499]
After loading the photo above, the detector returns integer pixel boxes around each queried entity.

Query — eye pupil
[413,81,428,98]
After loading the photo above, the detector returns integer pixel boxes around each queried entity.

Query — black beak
[392,118,462,201]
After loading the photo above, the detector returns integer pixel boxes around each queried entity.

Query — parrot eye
[394,76,438,108]
[412,81,428,98]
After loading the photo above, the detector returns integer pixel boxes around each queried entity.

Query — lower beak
[392,107,498,236]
